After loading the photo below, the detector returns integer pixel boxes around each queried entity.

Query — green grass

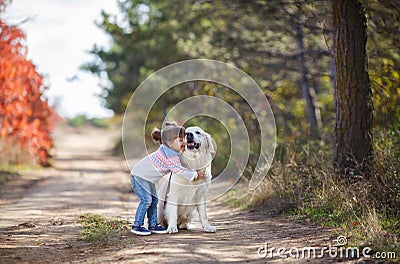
[77,214,130,244]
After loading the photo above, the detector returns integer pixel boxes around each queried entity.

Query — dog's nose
[185,132,193,141]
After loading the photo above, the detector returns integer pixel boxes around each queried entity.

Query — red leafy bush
[0,2,56,166]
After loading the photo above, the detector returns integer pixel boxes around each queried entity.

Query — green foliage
[78,214,129,243]
[67,114,87,127]
[90,118,111,129]
[67,114,110,128]
[84,0,399,136]
[81,0,189,114]
[367,1,400,130]
[84,0,334,137]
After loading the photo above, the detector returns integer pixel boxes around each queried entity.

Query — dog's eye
[195,131,201,135]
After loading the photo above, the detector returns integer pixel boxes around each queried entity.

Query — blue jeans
[131,175,158,228]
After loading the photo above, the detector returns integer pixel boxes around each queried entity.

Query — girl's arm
[172,167,197,181]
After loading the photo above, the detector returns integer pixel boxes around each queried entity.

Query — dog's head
[184,126,215,154]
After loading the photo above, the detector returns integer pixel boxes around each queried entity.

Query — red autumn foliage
[0,1,56,166]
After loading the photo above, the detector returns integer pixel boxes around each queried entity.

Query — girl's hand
[195,170,206,181]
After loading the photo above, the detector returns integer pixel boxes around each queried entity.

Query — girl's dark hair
[151,128,162,143]
[151,122,185,144]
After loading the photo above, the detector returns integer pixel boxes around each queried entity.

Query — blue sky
[2,0,119,118]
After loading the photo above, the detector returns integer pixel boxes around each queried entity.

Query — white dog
[158,126,216,233]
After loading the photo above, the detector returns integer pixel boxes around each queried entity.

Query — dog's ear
[205,133,216,154]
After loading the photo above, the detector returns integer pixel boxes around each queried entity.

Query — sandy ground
[0,125,362,263]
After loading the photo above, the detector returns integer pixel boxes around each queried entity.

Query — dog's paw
[178,223,188,230]
[203,225,216,233]
[167,225,178,234]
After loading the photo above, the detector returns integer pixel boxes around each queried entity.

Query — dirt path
[0,125,357,263]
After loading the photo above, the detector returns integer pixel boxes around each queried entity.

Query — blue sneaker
[148,224,168,234]
[131,225,151,236]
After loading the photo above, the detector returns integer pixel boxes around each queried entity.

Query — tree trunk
[332,0,374,176]
[295,22,322,140]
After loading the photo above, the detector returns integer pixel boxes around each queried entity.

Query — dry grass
[0,139,42,186]
[243,129,399,257]
[0,139,34,165]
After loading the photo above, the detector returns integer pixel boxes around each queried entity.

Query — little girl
[130,123,205,235]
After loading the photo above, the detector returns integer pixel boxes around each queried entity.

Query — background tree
[84,0,335,142]
[85,0,398,172]
[332,0,374,175]
[81,1,190,115]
